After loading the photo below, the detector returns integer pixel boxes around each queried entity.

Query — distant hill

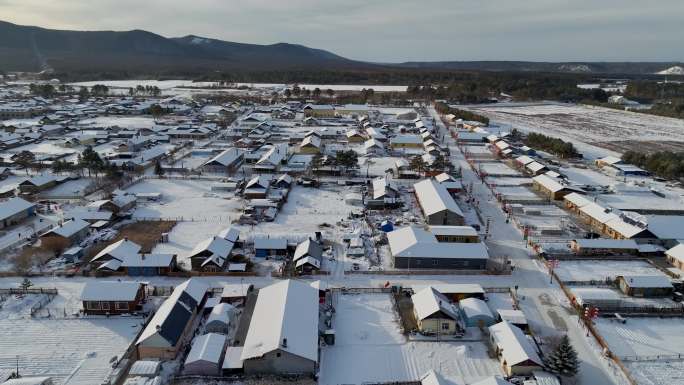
[0,20,372,74]
[0,20,682,78]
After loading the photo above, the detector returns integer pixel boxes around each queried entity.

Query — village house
[254,236,288,258]
[459,297,496,327]
[414,179,465,226]
[240,280,319,375]
[411,286,462,335]
[243,175,271,199]
[617,275,673,297]
[293,238,323,274]
[187,236,234,272]
[201,148,243,174]
[80,281,145,315]
[220,283,253,306]
[666,244,684,270]
[489,321,543,376]
[40,218,90,248]
[388,226,489,269]
[0,197,35,229]
[205,303,237,334]
[531,174,584,200]
[136,280,208,359]
[429,225,480,243]
[299,134,322,154]
[303,104,335,118]
[390,134,423,150]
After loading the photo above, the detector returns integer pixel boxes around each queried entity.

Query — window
[101,302,110,310]
[86,301,101,310]
[276,352,281,358]
[441,323,450,330]
[115,302,129,311]
[432,260,439,266]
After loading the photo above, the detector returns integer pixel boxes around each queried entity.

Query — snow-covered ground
[77,116,157,129]
[596,317,684,359]
[319,293,503,385]
[554,260,664,282]
[126,179,242,221]
[0,315,142,385]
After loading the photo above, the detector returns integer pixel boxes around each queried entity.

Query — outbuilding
[184,333,227,376]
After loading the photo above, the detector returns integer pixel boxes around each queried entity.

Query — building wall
[184,360,221,376]
[394,256,486,269]
[425,211,464,226]
[416,317,458,335]
[435,234,479,243]
[243,349,316,375]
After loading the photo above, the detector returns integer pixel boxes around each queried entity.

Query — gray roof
[414,179,464,218]
[0,197,35,221]
[80,281,141,301]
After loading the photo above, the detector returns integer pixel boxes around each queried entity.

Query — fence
[621,353,684,362]
[0,287,58,295]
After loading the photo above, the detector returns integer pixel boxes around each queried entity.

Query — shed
[459,297,496,327]
[205,303,237,334]
[489,321,543,376]
[222,346,244,374]
[184,333,227,376]
[617,275,673,297]
[128,360,161,378]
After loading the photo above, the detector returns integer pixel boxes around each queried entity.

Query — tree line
[622,150,684,180]
[524,132,581,159]
[434,102,490,124]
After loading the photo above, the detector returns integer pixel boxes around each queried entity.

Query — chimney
[282,338,288,348]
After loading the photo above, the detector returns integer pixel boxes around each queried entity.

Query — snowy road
[428,105,622,385]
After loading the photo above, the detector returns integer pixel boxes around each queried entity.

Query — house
[411,287,462,335]
[595,156,623,169]
[80,281,145,315]
[91,238,176,275]
[299,135,322,154]
[244,175,270,199]
[364,138,385,155]
[570,239,638,256]
[188,236,233,272]
[241,280,319,375]
[414,179,464,226]
[202,149,243,173]
[218,226,241,244]
[40,218,90,247]
[388,226,489,269]
[429,226,480,243]
[254,144,288,172]
[254,237,287,258]
[345,129,366,143]
[489,321,543,376]
[617,275,673,297]
[390,135,423,150]
[293,238,323,274]
[369,177,401,208]
[434,173,462,193]
[205,303,237,334]
[0,197,35,229]
[136,279,208,359]
[221,283,253,306]
[532,174,584,200]
[88,195,137,214]
[18,175,57,194]
[666,244,684,270]
[90,239,142,269]
[274,174,293,190]
[412,283,485,301]
[459,297,496,327]
[184,333,227,376]
[303,104,335,118]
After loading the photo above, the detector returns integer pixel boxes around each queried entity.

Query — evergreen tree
[154,160,165,176]
[20,278,33,291]
[545,335,579,377]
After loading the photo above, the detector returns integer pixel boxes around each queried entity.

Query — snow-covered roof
[45,218,89,238]
[128,360,161,377]
[515,155,535,166]
[372,177,398,200]
[253,236,287,250]
[666,243,684,264]
[206,303,236,327]
[573,239,638,250]
[204,148,242,167]
[92,239,141,262]
[429,225,478,237]
[489,321,542,367]
[241,280,318,362]
[222,346,244,370]
[412,287,459,321]
[598,156,623,165]
[414,178,464,218]
[459,297,495,320]
[497,309,528,325]
[0,197,35,221]
[618,275,672,289]
[217,226,240,243]
[293,238,323,262]
[185,333,226,365]
[188,236,233,267]
[221,283,251,298]
[2,377,54,385]
[80,281,141,301]
[532,174,565,193]
[564,192,591,208]
[388,226,489,260]
[412,283,484,295]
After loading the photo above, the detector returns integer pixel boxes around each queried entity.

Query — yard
[554,260,664,282]
[319,293,503,385]
[87,220,176,261]
[0,314,142,385]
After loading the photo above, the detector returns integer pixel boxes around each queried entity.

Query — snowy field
[238,185,357,236]
[596,317,684,359]
[624,360,684,385]
[319,293,503,385]
[559,166,616,186]
[554,260,664,282]
[0,316,142,385]
[125,179,242,221]
[41,178,94,198]
[469,103,684,155]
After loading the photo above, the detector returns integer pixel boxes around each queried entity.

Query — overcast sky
[2,0,683,62]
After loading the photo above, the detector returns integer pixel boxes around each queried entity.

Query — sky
[1,0,683,62]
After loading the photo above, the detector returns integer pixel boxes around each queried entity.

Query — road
[428,104,622,385]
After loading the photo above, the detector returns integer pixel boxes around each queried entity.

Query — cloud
[1,0,682,61]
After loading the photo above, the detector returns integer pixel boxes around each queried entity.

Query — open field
[554,260,664,282]
[469,103,684,155]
